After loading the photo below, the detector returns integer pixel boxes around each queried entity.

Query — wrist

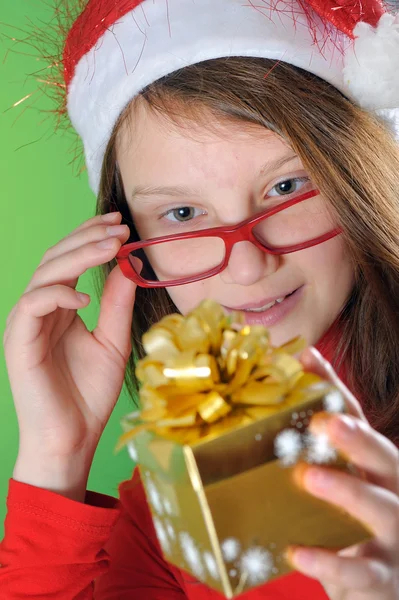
[13,450,94,503]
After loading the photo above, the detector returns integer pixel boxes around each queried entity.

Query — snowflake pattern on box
[221,537,275,586]
[164,518,176,541]
[153,516,171,554]
[163,497,174,516]
[274,388,345,467]
[222,537,242,562]
[142,470,181,520]
[304,431,337,464]
[323,390,345,413]
[274,429,303,466]
[240,546,274,585]
[145,477,164,515]
[274,427,339,467]
[203,550,219,580]
[127,441,138,463]
[179,532,206,580]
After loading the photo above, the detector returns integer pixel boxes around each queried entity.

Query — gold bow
[116,300,321,451]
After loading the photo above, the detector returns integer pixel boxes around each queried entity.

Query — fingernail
[106,225,127,236]
[77,292,89,303]
[308,346,325,364]
[304,467,333,491]
[292,462,309,489]
[289,548,316,570]
[97,238,116,249]
[334,414,357,441]
[309,411,335,434]
[102,212,120,222]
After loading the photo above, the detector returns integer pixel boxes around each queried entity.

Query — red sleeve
[0,478,121,599]
[93,467,188,599]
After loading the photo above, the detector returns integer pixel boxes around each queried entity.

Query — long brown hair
[93,57,399,444]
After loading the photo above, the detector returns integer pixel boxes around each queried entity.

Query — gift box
[116,300,371,598]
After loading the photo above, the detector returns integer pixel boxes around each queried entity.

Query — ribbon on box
[116,300,323,451]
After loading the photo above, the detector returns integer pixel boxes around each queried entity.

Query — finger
[4,285,89,357]
[309,413,399,493]
[41,218,127,267]
[30,223,130,291]
[62,211,122,240]
[24,234,127,299]
[286,546,392,590]
[300,346,366,421]
[36,212,123,270]
[92,260,141,362]
[295,464,399,547]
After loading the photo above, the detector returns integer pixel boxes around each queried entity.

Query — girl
[1,0,399,598]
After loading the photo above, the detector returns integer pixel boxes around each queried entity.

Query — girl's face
[117,103,355,347]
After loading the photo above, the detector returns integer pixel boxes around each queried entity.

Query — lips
[223,288,299,312]
[221,286,304,328]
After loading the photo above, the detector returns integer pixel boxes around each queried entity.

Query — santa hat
[63,0,399,196]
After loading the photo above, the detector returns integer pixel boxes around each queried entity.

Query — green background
[0,1,136,539]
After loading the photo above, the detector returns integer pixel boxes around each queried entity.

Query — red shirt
[0,326,343,599]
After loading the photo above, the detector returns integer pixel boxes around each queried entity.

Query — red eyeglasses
[113,188,342,288]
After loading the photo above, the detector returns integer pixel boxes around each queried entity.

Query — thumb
[93,260,141,360]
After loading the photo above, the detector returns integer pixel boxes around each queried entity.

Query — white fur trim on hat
[67,0,352,196]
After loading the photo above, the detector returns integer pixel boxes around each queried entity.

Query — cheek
[298,236,355,304]
[167,280,211,315]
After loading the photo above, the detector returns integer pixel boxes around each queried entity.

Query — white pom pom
[375,107,399,140]
[343,13,399,110]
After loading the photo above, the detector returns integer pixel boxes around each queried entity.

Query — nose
[220,241,279,286]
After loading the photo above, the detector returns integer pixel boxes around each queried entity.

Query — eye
[162,206,205,222]
[268,177,311,197]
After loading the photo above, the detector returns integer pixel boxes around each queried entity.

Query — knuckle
[39,246,54,265]
[17,292,34,313]
[17,289,46,315]
[98,224,112,238]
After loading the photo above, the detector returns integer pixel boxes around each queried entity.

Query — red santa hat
[62,0,399,195]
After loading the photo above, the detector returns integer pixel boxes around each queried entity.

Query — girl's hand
[3,212,138,481]
[288,347,399,600]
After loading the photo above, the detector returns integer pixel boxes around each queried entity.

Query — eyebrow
[131,153,299,201]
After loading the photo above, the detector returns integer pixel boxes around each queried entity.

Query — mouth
[223,288,299,313]
[221,286,304,327]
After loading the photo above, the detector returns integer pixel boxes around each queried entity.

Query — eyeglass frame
[113,188,342,288]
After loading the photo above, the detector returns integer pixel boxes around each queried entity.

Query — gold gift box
[117,301,371,598]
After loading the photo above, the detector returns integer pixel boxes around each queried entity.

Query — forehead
[116,101,295,187]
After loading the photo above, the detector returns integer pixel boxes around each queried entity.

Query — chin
[268,318,314,348]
